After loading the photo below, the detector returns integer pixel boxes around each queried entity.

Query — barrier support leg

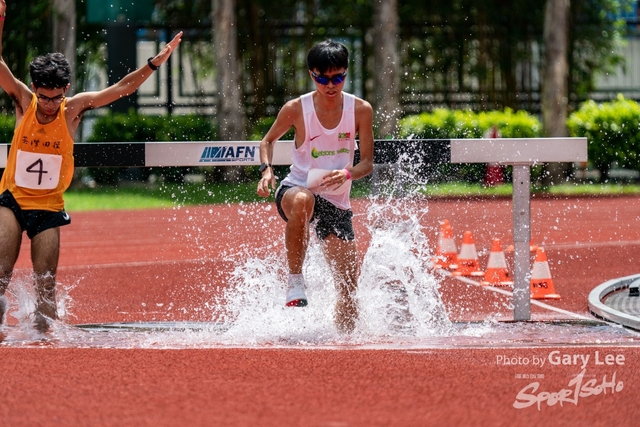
[371,164,380,196]
[512,164,531,321]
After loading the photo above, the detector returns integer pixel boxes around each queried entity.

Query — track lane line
[439,270,593,320]
[546,240,640,250]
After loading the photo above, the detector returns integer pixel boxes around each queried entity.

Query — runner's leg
[0,207,21,293]
[30,226,60,330]
[0,207,22,323]
[280,187,315,275]
[322,234,359,333]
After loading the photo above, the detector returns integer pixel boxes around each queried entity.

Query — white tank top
[281,92,356,210]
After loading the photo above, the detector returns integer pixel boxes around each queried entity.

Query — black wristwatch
[147,57,159,71]
[259,163,271,172]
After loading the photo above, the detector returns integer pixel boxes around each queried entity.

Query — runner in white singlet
[256,40,375,333]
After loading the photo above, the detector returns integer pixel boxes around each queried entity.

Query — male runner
[0,0,182,331]
[256,40,374,333]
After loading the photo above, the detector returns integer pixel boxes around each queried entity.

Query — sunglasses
[310,70,347,86]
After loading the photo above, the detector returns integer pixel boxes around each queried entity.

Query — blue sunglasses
[310,70,347,86]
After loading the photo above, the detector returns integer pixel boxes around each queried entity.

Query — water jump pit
[3,193,640,350]
[71,319,640,349]
[1,317,639,349]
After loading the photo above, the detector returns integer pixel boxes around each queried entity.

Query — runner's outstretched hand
[150,31,183,67]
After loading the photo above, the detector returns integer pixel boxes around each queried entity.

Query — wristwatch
[259,163,271,172]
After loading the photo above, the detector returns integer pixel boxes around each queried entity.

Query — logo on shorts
[62,212,70,221]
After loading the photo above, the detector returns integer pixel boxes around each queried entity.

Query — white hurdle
[0,143,6,167]
[0,141,295,169]
[450,137,588,320]
[1,137,588,320]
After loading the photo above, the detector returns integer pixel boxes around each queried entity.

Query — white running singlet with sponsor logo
[280,92,356,210]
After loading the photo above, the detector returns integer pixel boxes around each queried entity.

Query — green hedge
[248,116,295,141]
[567,95,640,179]
[85,111,217,183]
[87,111,216,143]
[0,114,15,144]
[397,108,541,183]
[0,115,15,180]
[398,108,542,139]
[245,109,542,183]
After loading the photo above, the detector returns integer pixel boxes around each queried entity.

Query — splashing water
[217,244,341,345]
[2,165,639,348]
[209,187,454,346]
[0,275,76,343]
[357,198,452,337]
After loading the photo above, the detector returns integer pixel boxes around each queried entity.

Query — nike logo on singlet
[310,135,321,141]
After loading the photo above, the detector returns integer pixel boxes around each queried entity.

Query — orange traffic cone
[481,238,514,287]
[452,231,485,277]
[433,220,458,270]
[506,241,539,253]
[530,247,561,299]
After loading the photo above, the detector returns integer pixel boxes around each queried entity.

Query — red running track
[1,195,640,426]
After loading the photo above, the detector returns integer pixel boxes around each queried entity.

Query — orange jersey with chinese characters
[0,94,75,211]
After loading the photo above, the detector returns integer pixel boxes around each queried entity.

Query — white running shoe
[285,278,308,307]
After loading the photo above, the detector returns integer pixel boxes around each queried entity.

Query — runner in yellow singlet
[0,0,182,332]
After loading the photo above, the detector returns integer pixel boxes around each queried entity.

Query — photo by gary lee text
[496,350,624,369]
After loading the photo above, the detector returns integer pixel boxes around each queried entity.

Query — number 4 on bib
[15,149,62,190]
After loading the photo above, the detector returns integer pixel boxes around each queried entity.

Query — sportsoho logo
[199,145,257,163]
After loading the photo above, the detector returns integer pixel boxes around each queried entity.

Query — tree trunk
[541,0,570,185]
[52,0,76,96]
[212,0,245,182]
[372,0,401,138]
[213,0,244,140]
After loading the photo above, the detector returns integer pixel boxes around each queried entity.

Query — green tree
[0,0,52,112]
[542,0,570,185]
[3,0,633,120]
[53,0,76,95]
[373,0,401,138]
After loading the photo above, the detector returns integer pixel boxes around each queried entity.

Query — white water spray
[213,190,453,345]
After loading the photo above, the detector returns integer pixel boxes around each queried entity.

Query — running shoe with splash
[285,279,308,307]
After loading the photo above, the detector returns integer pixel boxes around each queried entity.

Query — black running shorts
[275,185,355,241]
[0,190,71,239]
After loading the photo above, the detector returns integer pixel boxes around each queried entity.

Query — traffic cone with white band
[452,231,485,277]
[480,238,513,287]
[530,247,561,299]
[433,220,458,270]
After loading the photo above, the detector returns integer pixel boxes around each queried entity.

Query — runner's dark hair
[30,53,71,89]
[307,40,349,74]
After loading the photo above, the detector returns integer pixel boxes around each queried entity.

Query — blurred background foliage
[0,0,638,185]
[0,0,632,116]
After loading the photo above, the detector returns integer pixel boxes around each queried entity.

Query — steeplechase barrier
[0,137,588,321]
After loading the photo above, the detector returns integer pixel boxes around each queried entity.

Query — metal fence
[92,24,640,119]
